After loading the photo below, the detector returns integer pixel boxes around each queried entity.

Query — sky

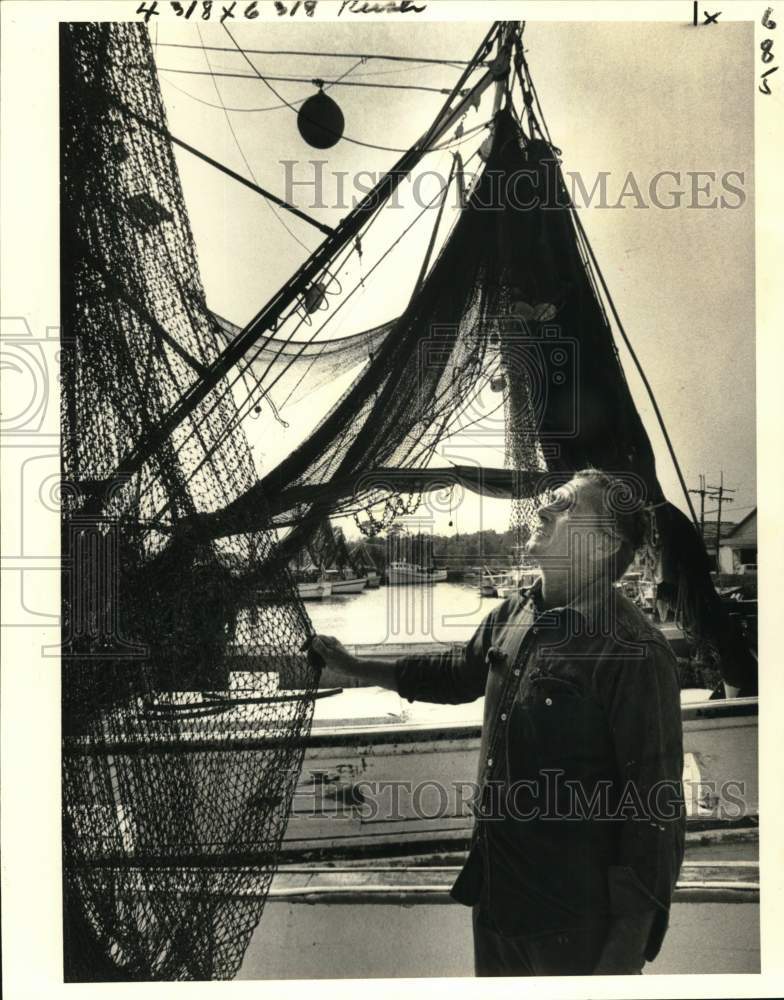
[153,17,756,537]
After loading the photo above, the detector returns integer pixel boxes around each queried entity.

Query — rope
[160,71,492,151]
[178,94,490,481]
[412,152,458,295]
[118,98,333,236]
[278,150,462,411]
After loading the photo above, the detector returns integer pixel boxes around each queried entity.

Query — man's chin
[526,536,550,559]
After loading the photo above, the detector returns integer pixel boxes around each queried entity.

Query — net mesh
[60,22,318,981]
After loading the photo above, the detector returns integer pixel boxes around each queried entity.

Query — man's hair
[573,468,649,581]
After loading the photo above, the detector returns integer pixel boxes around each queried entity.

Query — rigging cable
[154,42,490,68]
[220,21,497,155]
[571,213,700,530]
[196,24,317,254]
[178,21,498,429]
[150,22,501,480]
[158,55,452,113]
[278,148,461,411]
[127,21,502,511]
[149,148,485,520]
[160,71,492,150]
[116,98,334,235]
[412,151,458,295]
[157,66,481,96]
[250,148,484,413]
[515,35,700,530]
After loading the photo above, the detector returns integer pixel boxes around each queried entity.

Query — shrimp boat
[59,18,758,982]
[350,541,381,588]
[386,561,448,584]
[324,568,368,594]
[296,578,333,600]
[495,566,542,599]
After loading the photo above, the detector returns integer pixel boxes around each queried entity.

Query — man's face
[527,477,615,568]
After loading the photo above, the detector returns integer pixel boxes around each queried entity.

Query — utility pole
[707,471,735,566]
[688,474,707,539]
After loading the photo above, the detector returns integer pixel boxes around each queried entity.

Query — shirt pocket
[507,676,613,792]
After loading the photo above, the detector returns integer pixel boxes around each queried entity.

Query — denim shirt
[395,580,685,961]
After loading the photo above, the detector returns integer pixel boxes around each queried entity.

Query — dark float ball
[297,89,345,149]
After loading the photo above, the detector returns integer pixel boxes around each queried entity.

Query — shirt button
[513,669,521,677]
[545,697,553,706]
[500,713,507,722]
[487,757,494,767]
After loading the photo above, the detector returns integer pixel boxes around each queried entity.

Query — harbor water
[304,581,502,648]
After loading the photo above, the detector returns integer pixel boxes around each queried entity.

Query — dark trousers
[472,906,611,977]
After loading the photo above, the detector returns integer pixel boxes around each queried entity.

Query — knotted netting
[60,22,319,980]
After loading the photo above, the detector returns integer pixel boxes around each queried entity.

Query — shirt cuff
[607,866,668,916]
[394,658,417,703]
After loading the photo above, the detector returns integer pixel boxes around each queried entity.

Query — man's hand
[592,911,654,975]
[310,635,400,691]
[311,635,358,674]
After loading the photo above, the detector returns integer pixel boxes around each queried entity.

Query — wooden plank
[264,860,759,905]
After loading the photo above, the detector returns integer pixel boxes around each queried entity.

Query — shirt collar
[525,573,620,628]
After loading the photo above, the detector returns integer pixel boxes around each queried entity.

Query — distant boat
[297,580,332,600]
[386,561,448,585]
[496,567,542,600]
[365,570,381,589]
[324,569,367,594]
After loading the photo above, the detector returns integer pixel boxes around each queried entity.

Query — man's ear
[599,528,623,563]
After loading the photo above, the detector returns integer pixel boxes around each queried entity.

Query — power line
[710,470,735,564]
[704,504,755,516]
[690,471,737,562]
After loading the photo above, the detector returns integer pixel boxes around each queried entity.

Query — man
[312,469,685,976]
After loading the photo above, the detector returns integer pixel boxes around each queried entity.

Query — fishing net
[212,312,394,410]
[196,112,562,555]
[60,22,319,980]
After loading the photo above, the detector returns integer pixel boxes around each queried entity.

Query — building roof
[718,507,757,545]
[701,520,737,544]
